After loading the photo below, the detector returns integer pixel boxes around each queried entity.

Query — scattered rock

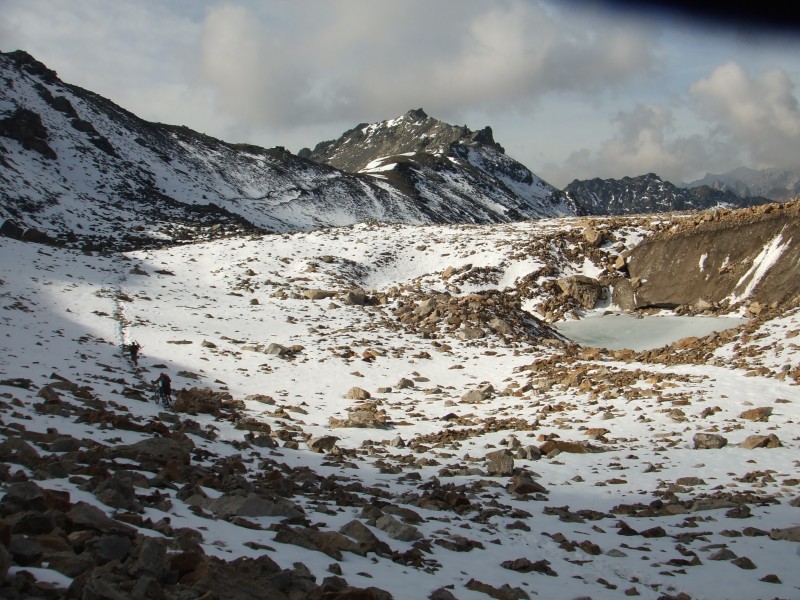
[303,289,337,300]
[740,434,781,449]
[507,473,547,496]
[708,548,737,561]
[465,578,530,600]
[738,407,773,422]
[308,435,340,453]
[769,526,800,542]
[374,514,421,542]
[693,433,728,449]
[500,557,557,576]
[346,387,371,400]
[732,556,757,570]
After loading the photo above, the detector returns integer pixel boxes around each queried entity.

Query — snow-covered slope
[0,53,574,251]
[2,210,799,600]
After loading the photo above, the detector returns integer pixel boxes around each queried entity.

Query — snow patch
[729,231,789,303]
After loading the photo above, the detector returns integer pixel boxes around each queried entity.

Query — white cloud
[543,62,800,186]
[545,102,738,186]
[0,0,210,125]
[690,61,800,168]
[197,0,659,131]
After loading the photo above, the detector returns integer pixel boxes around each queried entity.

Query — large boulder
[345,387,371,400]
[173,387,234,415]
[485,449,515,476]
[111,435,194,465]
[556,275,605,309]
[739,407,773,422]
[741,434,782,449]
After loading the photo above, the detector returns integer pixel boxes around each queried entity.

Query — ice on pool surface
[555,313,748,350]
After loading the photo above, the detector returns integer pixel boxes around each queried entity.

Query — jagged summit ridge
[301,108,574,220]
[299,108,504,173]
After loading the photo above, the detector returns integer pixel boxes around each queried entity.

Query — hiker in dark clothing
[128,341,141,366]
[153,372,172,406]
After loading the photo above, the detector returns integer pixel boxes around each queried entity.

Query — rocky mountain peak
[300,109,505,173]
[1,49,59,83]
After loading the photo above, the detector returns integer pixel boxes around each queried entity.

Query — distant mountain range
[562,173,771,216]
[0,50,790,251]
[686,166,800,201]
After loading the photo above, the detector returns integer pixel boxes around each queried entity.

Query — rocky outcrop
[0,108,56,159]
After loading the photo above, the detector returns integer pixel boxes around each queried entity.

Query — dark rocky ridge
[563,172,772,216]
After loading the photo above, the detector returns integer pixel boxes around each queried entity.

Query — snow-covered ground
[1,217,798,600]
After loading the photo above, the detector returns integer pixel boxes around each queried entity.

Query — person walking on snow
[128,341,141,366]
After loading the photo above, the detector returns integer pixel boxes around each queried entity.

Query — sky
[2,0,800,188]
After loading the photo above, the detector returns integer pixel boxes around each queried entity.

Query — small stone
[676,476,705,487]
[640,526,667,538]
[708,548,737,561]
[429,588,458,600]
[624,587,640,596]
[346,387,371,400]
[732,556,757,569]
[725,505,751,519]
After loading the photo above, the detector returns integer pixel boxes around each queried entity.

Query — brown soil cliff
[614,200,800,311]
